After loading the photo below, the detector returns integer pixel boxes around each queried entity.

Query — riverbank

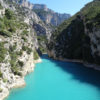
[34,58,42,64]
[53,57,100,71]
[0,57,42,100]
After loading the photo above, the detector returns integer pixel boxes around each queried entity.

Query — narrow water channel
[6,55,100,100]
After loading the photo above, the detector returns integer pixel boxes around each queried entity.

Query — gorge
[0,0,100,100]
[6,55,100,100]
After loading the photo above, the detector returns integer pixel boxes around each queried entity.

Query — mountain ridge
[10,0,70,26]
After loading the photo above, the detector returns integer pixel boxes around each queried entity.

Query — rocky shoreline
[53,57,100,71]
[0,57,42,100]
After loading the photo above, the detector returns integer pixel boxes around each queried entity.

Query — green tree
[5,9,14,19]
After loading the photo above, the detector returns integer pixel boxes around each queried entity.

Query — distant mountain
[10,0,70,26]
[33,9,70,26]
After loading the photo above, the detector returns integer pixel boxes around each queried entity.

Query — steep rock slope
[4,0,53,53]
[48,0,100,66]
[5,0,70,53]
[33,8,70,26]
[0,0,40,99]
[10,0,70,26]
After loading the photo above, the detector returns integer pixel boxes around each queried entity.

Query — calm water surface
[6,55,100,100]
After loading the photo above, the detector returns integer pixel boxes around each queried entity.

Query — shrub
[0,42,7,63]
[21,36,27,42]
[5,9,14,20]
[22,46,32,54]
[17,72,22,77]
[3,17,16,32]
[0,71,2,77]
[0,3,3,9]
[34,50,39,60]
[22,30,28,36]
[3,79,8,83]
[0,88,2,93]
[11,66,19,75]
[22,46,27,51]
[27,48,32,54]
[16,50,23,56]
[9,44,17,52]
[8,24,16,32]
[18,60,24,67]
[0,29,12,37]
[0,21,5,29]
[10,60,16,68]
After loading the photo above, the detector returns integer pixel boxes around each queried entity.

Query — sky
[28,0,93,15]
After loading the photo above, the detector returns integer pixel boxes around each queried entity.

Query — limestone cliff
[0,1,40,99]
[47,0,100,67]
[8,0,70,26]
[33,8,70,26]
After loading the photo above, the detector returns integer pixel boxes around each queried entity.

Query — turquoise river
[6,55,100,100]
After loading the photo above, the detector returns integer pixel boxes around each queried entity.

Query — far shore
[53,57,100,71]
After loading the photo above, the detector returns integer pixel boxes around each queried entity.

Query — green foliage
[34,50,39,60]
[21,36,27,42]
[81,1,100,31]
[37,35,47,53]
[21,30,28,36]
[18,60,24,67]
[39,47,47,53]
[27,48,32,54]
[11,65,21,76]
[0,71,2,77]
[22,45,27,51]
[9,44,17,52]
[0,3,3,9]
[0,8,30,39]
[22,45,32,54]
[8,45,22,76]
[0,20,5,29]
[37,35,47,43]
[16,50,23,56]
[5,9,14,20]
[48,0,100,65]
[0,88,2,93]
[0,15,16,37]
[0,42,7,63]
[0,29,12,37]
[3,79,8,83]
[9,51,18,68]
[9,52,22,76]
[3,17,16,32]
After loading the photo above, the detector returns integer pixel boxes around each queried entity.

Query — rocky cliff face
[3,0,70,54]
[10,0,70,26]
[5,0,54,53]
[48,0,100,66]
[33,8,70,26]
[0,0,41,99]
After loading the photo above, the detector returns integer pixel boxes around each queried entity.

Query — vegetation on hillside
[34,50,39,60]
[0,8,32,76]
[37,35,47,53]
[48,0,100,65]
[0,3,3,9]
[0,42,7,63]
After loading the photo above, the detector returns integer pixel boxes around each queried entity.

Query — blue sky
[28,0,93,15]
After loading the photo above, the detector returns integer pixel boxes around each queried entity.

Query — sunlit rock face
[10,0,70,26]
